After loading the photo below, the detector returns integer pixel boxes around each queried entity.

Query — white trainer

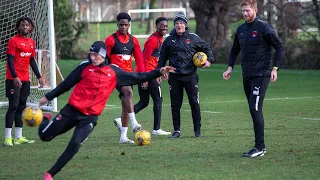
[132,123,142,133]
[113,118,122,133]
[152,129,171,135]
[119,137,134,144]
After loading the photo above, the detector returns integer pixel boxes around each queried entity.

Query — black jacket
[158,28,214,76]
[228,18,284,77]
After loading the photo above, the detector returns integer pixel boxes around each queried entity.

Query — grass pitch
[0,60,319,180]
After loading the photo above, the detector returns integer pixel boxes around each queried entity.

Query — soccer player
[104,13,145,144]
[158,12,214,138]
[4,17,45,146]
[39,41,175,180]
[223,0,284,157]
[133,17,171,135]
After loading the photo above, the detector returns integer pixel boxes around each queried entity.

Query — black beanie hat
[90,41,106,58]
[173,11,187,25]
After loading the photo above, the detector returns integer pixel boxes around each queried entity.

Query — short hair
[240,0,257,9]
[16,17,34,32]
[116,12,131,22]
[155,17,168,25]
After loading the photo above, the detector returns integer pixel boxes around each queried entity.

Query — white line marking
[290,117,320,121]
[181,110,220,114]
[104,96,320,109]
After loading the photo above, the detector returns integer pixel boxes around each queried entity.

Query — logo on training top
[10,89,14,94]
[89,69,95,73]
[121,47,129,52]
[185,39,191,44]
[252,31,258,37]
[20,52,32,57]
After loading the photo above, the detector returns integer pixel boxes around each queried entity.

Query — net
[0,0,57,111]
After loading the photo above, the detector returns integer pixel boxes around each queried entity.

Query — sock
[5,128,12,138]
[128,112,138,127]
[15,127,22,139]
[120,127,128,139]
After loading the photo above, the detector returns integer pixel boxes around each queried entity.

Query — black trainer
[194,130,202,137]
[243,147,266,155]
[169,131,181,138]
[242,147,264,157]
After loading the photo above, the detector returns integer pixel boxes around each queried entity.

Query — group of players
[4,0,284,179]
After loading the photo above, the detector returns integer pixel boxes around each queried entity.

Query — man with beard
[132,17,171,135]
[104,13,145,144]
[4,17,45,146]
[158,12,214,138]
[223,0,284,157]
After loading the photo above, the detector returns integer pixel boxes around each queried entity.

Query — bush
[284,39,320,69]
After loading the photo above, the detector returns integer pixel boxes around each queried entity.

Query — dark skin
[117,18,134,127]
[14,20,45,88]
[142,20,169,89]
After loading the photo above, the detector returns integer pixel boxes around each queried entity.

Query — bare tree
[146,0,157,34]
[139,0,145,28]
[312,0,320,39]
[190,0,238,50]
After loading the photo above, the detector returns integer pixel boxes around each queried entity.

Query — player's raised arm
[111,65,175,87]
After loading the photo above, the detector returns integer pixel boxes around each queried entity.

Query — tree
[190,0,238,50]
[146,0,158,34]
[53,0,88,59]
[312,0,320,41]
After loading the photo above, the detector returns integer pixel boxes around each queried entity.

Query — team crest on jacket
[10,89,14,94]
[185,39,191,44]
[252,31,258,37]
[55,114,62,121]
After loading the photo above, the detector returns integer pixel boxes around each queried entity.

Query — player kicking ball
[39,41,175,180]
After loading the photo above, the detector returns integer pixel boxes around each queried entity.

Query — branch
[301,28,320,46]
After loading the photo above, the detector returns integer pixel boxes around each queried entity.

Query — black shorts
[116,84,133,99]
[5,79,30,97]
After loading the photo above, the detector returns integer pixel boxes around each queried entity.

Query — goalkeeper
[38,41,175,180]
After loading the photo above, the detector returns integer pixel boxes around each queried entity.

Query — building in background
[72,0,194,22]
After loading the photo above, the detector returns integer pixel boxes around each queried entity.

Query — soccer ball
[193,52,207,67]
[22,106,43,127]
[135,130,151,146]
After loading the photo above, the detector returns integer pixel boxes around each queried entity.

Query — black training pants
[243,76,270,150]
[5,80,30,128]
[134,79,162,130]
[168,73,201,132]
[38,104,97,177]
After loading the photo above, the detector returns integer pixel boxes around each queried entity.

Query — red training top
[6,34,36,81]
[143,31,163,72]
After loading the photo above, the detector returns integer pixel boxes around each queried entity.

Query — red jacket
[143,31,163,72]
[45,61,162,116]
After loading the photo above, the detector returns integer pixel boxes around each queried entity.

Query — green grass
[0,60,320,179]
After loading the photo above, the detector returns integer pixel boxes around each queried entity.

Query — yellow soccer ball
[135,130,151,146]
[22,106,43,127]
[193,52,207,67]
